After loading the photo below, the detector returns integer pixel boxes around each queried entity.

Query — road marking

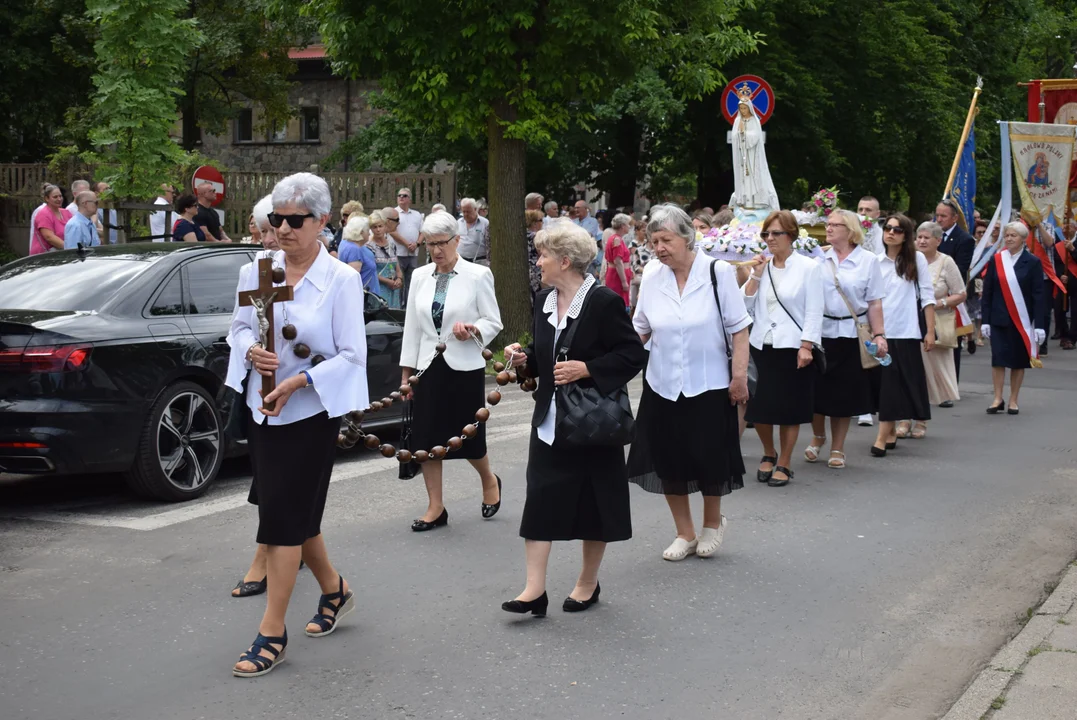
[0,423,534,531]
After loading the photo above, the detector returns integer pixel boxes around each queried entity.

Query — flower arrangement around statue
[811,186,840,216]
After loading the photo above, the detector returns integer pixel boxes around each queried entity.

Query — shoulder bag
[825,259,881,370]
[710,260,758,394]
[930,257,960,348]
[553,287,636,447]
[766,263,827,374]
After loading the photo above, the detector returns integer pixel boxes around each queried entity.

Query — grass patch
[1017,606,1036,627]
[990,694,1006,710]
[1028,644,1049,657]
[1059,618,1070,625]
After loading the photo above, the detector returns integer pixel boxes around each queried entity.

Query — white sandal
[696,516,727,558]
[827,451,846,469]
[663,537,698,562]
[804,435,827,463]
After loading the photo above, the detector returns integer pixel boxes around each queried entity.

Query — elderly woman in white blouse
[225,172,369,678]
[743,210,824,487]
[627,204,751,562]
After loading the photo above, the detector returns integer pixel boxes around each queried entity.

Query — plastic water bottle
[864,340,892,366]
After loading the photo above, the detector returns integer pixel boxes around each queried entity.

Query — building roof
[288,44,328,60]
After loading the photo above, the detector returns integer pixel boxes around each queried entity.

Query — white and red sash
[995,249,1042,367]
[954,301,974,336]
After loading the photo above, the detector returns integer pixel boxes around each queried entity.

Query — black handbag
[224,374,249,441]
[553,286,636,447]
[709,260,758,394]
[765,262,827,374]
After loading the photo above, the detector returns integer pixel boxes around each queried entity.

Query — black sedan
[0,243,404,501]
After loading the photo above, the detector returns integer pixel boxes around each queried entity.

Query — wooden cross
[238,257,294,410]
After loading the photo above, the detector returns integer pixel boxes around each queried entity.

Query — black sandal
[232,630,287,678]
[231,576,267,598]
[768,466,792,487]
[305,575,355,638]
[757,455,777,483]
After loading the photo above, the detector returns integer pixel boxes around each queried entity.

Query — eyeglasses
[386,217,399,223]
[341,212,351,220]
[884,225,906,234]
[426,235,457,248]
[397,194,410,199]
[825,223,846,229]
[759,230,791,239]
[267,212,315,229]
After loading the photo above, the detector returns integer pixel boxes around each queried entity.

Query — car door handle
[212,337,230,351]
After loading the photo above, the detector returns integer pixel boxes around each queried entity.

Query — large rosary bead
[493,361,505,372]
[447,436,463,451]
[390,391,402,401]
[344,427,360,442]
[311,354,325,366]
[272,268,286,284]
[381,397,393,407]
[282,324,298,340]
[399,384,412,396]
[462,424,477,438]
[396,449,413,463]
[495,371,510,386]
[522,378,538,392]
[481,348,493,361]
[507,371,517,383]
[430,445,447,459]
[413,450,429,464]
[379,444,397,458]
[293,342,311,359]
[347,410,364,424]
[436,342,447,354]
[487,390,502,406]
[408,375,419,386]
[475,408,490,422]
[364,435,380,449]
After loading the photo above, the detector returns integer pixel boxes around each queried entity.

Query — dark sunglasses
[267,212,314,229]
[759,230,791,239]
[883,224,906,234]
[397,194,410,198]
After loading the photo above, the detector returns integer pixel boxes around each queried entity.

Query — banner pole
[943,77,983,200]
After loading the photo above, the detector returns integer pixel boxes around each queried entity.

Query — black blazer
[981,250,1046,330]
[523,285,646,428]
[939,224,976,282]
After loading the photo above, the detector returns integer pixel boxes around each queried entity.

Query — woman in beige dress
[902,221,966,438]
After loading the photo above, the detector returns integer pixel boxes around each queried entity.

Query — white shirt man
[64,180,91,215]
[392,187,423,303]
[149,183,176,241]
[457,198,490,265]
[858,196,883,255]
[542,200,560,229]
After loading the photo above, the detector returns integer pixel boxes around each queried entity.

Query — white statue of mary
[729,85,780,214]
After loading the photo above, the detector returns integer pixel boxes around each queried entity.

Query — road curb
[941,563,1077,720]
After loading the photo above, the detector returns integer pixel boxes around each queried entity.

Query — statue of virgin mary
[730,86,780,213]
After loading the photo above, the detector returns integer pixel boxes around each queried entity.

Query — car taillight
[0,344,93,372]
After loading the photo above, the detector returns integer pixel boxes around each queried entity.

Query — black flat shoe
[1008,407,1019,415]
[481,475,502,519]
[768,466,792,487]
[986,403,1005,414]
[757,455,777,483]
[411,508,448,532]
[870,445,887,458]
[502,592,548,616]
[967,341,977,355]
[563,583,601,612]
[231,576,267,598]
[939,400,954,408]
[885,441,897,450]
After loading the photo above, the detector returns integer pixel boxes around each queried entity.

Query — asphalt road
[2,348,1077,720]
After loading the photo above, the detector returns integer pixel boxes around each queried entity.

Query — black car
[0,243,404,501]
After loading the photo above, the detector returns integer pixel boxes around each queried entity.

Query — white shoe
[662,537,698,561]
[696,516,727,558]
[857,414,874,427]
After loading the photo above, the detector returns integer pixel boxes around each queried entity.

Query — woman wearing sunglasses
[743,210,824,487]
[225,173,370,678]
[871,213,935,456]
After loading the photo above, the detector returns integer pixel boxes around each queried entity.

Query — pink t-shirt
[31,207,73,255]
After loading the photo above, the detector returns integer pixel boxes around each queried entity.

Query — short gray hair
[544,200,558,213]
[1003,221,1029,239]
[917,221,943,239]
[272,172,332,218]
[343,214,370,243]
[525,192,543,206]
[431,203,447,213]
[422,210,459,238]
[646,204,695,246]
[71,179,90,196]
[75,190,96,206]
[611,213,633,231]
[252,194,274,231]
[534,220,597,275]
[460,197,477,210]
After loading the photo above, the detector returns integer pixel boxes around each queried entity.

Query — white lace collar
[543,274,595,327]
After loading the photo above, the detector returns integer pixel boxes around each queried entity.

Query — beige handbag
[826,260,880,369]
[930,259,960,349]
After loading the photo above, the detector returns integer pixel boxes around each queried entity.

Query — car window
[185,253,250,315]
[150,271,184,316]
[0,255,150,311]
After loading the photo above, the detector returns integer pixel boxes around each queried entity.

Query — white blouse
[633,251,751,400]
[536,274,596,446]
[743,251,824,350]
[817,246,887,339]
[878,251,936,339]
[225,245,370,425]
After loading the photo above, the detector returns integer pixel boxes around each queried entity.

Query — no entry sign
[722,75,776,126]
[191,166,226,207]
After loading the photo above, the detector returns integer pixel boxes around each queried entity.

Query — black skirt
[990,323,1032,369]
[627,381,744,497]
[248,411,341,546]
[519,429,631,542]
[745,345,816,425]
[814,337,874,418]
[407,354,487,460]
[875,338,931,422]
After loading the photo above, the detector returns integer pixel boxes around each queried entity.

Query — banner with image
[1009,122,1077,227]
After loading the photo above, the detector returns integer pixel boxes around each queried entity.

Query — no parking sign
[721,75,776,126]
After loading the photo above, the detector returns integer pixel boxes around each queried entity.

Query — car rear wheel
[126,381,223,501]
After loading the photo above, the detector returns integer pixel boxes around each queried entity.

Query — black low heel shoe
[563,583,601,612]
[502,592,548,616]
[987,403,1005,414]
[757,455,777,483]
[481,476,502,519]
[870,445,887,458]
[885,440,897,450]
[411,508,448,532]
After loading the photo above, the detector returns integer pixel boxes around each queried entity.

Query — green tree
[305,0,758,342]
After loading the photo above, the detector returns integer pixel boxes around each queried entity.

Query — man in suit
[936,200,976,381]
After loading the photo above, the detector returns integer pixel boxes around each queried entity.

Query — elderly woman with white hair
[401,210,504,531]
[338,214,381,294]
[501,222,646,615]
[225,172,369,678]
[627,204,752,562]
[981,221,1047,414]
[603,213,634,307]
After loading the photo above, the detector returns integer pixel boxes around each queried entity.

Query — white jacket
[744,252,824,350]
[400,257,503,371]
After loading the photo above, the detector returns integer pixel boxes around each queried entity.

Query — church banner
[1009,122,1077,227]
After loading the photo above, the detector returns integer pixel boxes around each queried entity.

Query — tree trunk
[181,72,198,153]
[608,114,641,210]
[487,100,530,348]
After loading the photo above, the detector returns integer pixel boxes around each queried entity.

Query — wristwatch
[302,371,313,387]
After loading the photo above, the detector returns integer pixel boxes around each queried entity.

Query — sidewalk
[944,562,1077,720]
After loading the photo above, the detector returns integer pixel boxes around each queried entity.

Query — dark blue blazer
[981,250,1046,330]
[939,224,975,282]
